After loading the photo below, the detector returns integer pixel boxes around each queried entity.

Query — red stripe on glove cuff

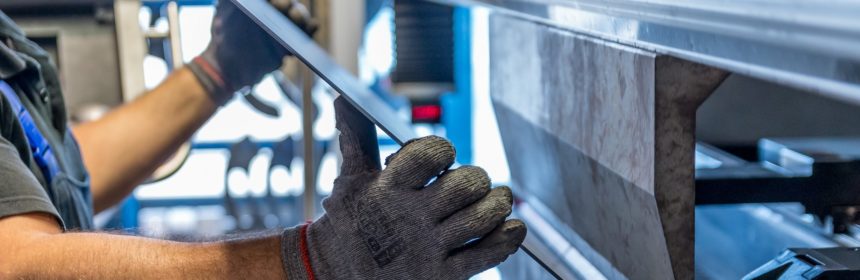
[193,56,227,89]
[299,222,315,280]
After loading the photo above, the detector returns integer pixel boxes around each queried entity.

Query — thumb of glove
[334,96,381,176]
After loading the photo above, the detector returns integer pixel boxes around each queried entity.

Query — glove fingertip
[502,219,527,242]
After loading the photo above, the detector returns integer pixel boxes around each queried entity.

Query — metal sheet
[230,0,416,145]
[488,14,728,279]
[229,0,559,277]
[429,0,860,106]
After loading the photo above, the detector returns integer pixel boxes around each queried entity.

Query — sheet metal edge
[231,0,416,145]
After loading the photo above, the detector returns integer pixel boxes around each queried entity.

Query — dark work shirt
[0,10,93,230]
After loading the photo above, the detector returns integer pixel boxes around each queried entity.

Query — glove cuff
[187,56,234,106]
[281,223,316,280]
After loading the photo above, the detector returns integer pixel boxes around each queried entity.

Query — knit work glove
[280,97,526,279]
[188,0,317,105]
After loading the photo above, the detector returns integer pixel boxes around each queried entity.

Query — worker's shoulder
[0,9,27,36]
[0,92,29,168]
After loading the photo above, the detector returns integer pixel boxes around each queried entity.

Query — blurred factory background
[3,0,860,279]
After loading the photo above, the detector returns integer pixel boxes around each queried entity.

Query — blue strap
[0,80,61,183]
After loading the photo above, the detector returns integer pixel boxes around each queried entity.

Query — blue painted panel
[442,7,473,164]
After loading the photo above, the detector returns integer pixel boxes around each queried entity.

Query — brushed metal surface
[490,14,726,279]
[430,0,860,106]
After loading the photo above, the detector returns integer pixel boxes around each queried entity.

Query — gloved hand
[280,97,526,279]
[188,0,317,105]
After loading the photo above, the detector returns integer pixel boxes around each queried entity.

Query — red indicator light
[412,105,442,123]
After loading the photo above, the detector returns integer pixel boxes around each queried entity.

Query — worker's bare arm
[71,0,300,213]
[72,68,217,213]
[0,212,285,279]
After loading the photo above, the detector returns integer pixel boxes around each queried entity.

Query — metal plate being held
[230,0,416,145]
[229,0,558,277]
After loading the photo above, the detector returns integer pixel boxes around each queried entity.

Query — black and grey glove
[281,97,526,279]
[188,0,316,105]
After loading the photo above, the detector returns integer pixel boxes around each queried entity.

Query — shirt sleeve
[0,135,61,222]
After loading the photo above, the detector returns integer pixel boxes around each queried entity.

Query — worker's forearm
[4,230,283,279]
[73,68,218,212]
